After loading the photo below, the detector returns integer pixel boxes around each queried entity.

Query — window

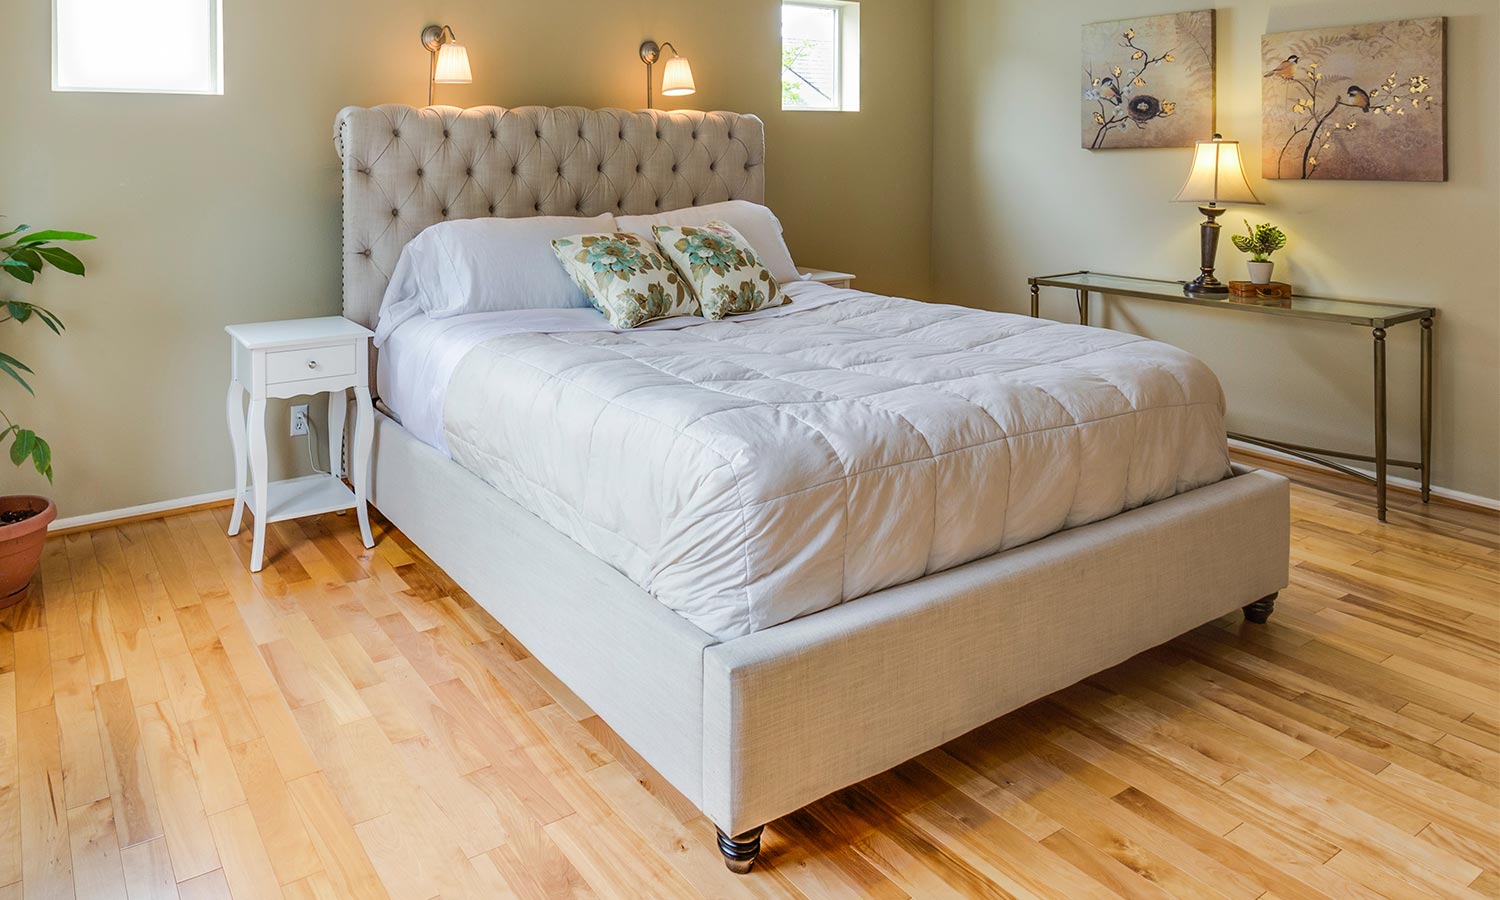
[53,0,223,94]
[781,1,860,112]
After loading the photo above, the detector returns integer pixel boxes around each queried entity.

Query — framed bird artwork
[1261,18,1446,181]
[1081,10,1216,150]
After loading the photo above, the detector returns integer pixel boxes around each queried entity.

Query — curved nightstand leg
[352,385,375,549]
[328,387,348,478]
[226,380,248,536]
[247,398,269,572]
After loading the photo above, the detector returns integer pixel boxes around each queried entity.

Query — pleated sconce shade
[1174,137,1260,205]
[433,42,473,84]
[660,56,696,96]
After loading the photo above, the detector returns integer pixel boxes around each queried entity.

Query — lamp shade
[660,56,696,96]
[1174,136,1261,205]
[433,42,473,84]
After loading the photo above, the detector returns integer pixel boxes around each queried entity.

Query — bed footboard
[701,466,1291,844]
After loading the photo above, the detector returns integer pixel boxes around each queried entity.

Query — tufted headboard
[334,104,766,330]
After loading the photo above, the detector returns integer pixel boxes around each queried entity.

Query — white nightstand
[797,267,856,290]
[225,316,375,572]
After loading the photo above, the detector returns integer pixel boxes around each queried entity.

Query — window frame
[781,0,860,113]
[51,0,225,95]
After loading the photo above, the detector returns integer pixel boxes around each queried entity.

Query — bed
[335,104,1290,872]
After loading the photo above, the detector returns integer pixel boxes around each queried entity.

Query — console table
[1027,271,1434,522]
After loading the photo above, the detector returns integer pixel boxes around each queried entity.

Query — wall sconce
[421,24,473,107]
[639,40,696,109]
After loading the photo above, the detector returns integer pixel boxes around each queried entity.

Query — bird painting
[1261,17,1445,181]
[1265,54,1298,79]
[1097,76,1122,105]
[1082,10,1214,149]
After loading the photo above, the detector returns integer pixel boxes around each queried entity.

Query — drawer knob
[307,359,318,369]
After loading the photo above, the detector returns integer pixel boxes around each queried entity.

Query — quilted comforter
[442,284,1231,639]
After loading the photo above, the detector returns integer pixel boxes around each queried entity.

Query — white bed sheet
[376,280,850,455]
[423,286,1232,639]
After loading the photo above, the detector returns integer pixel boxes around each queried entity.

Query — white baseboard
[1228,439,1500,511]
[41,446,1500,534]
[49,488,237,533]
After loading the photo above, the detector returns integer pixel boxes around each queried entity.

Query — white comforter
[424,282,1232,639]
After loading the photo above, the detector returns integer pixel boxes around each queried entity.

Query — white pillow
[617,201,803,284]
[375,213,615,343]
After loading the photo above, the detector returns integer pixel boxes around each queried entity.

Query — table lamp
[1173,134,1261,295]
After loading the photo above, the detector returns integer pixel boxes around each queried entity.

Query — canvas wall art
[1262,18,1446,181]
[1082,10,1215,150]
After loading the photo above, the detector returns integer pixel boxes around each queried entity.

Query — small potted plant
[1231,220,1287,285]
[0,221,94,607]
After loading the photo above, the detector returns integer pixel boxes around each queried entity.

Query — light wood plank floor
[3,454,1496,899]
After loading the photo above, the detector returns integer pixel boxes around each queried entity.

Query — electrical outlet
[290,404,309,437]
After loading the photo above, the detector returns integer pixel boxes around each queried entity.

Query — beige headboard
[333,104,767,330]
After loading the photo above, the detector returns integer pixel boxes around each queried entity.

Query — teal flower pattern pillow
[652,221,787,320]
[551,233,701,329]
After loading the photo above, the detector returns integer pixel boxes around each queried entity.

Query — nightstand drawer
[265,343,357,384]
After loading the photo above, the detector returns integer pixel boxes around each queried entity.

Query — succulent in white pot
[1231,220,1287,285]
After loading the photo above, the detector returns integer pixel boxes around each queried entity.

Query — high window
[781,1,860,112]
[53,0,223,94]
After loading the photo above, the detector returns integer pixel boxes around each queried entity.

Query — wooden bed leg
[1243,592,1277,624]
[717,826,764,874]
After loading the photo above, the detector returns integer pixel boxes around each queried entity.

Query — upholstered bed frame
[335,104,1290,872]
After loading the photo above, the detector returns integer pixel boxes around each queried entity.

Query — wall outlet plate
[290,404,309,437]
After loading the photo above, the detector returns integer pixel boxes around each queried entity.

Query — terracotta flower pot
[0,495,56,608]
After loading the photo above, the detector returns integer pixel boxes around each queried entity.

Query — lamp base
[1184,204,1230,296]
[1184,274,1229,295]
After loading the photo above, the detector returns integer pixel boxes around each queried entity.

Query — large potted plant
[1,222,94,606]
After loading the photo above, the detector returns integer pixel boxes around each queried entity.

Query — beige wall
[933,0,1499,500]
[0,0,933,517]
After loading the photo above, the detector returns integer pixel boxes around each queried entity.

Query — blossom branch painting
[1262,18,1445,181]
[1082,11,1215,150]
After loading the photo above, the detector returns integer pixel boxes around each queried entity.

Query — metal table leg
[1420,316,1432,503]
[1374,327,1388,522]
[1030,282,1039,318]
[1077,290,1090,326]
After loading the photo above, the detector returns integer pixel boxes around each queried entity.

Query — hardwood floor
[4,454,1496,899]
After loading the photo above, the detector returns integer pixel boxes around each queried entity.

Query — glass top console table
[1027,271,1436,522]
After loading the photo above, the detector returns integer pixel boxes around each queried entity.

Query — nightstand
[225,316,375,572]
[797,267,856,290]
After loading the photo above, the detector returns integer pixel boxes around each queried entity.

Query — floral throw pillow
[551,232,701,329]
[652,221,787,320]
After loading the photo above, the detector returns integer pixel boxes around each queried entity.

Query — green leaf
[16,230,95,244]
[0,352,35,394]
[2,263,35,284]
[30,436,51,482]
[5,302,32,322]
[9,429,32,466]
[0,225,31,242]
[12,248,43,271]
[35,246,85,276]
